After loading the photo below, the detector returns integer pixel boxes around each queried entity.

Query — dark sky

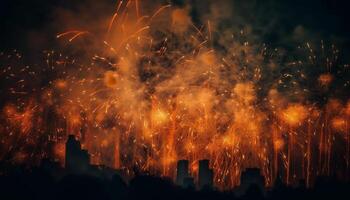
[0,0,350,51]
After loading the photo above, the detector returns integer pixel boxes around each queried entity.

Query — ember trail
[0,0,349,190]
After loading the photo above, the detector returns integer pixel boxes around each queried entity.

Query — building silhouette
[65,135,90,174]
[176,159,214,189]
[176,160,190,186]
[65,135,126,180]
[198,159,213,189]
[236,168,265,196]
[183,177,195,189]
[273,172,284,189]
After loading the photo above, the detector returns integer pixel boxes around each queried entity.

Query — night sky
[1,0,350,52]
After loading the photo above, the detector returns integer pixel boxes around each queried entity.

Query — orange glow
[151,108,169,125]
[318,73,333,86]
[54,143,66,164]
[171,8,191,33]
[274,139,285,151]
[280,104,308,127]
[233,82,256,104]
[332,117,347,132]
[104,71,118,88]
[55,79,67,89]
[345,101,350,116]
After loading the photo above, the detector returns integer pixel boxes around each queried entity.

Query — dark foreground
[1,165,349,200]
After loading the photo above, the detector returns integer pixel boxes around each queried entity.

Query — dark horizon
[1,134,349,200]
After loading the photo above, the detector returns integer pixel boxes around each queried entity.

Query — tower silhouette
[198,159,213,189]
[65,135,90,174]
[176,160,189,186]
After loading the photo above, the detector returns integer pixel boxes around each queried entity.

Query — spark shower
[0,0,349,190]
